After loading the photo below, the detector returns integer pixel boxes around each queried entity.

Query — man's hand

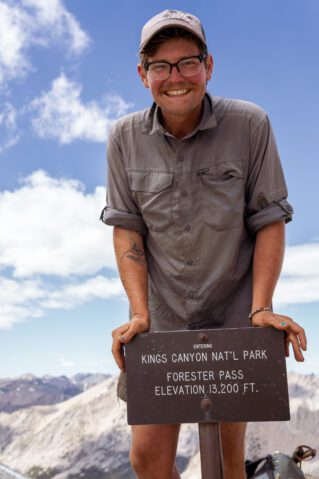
[111,315,150,371]
[251,311,307,362]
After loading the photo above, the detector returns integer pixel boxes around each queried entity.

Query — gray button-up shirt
[101,93,293,332]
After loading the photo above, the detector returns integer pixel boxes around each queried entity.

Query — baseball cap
[139,9,207,52]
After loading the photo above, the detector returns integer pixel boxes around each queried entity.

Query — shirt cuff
[245,199,293,234]
[100,206,147,235]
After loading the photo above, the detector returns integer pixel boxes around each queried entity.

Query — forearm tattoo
[121,240,146,267]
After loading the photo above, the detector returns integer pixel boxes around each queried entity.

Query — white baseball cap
[139,9,207,52]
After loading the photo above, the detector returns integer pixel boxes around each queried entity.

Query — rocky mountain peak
[0,372,317,479]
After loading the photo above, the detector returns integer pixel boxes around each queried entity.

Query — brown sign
[125,327,290,425]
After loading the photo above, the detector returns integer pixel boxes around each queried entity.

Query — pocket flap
[129,172,174,193]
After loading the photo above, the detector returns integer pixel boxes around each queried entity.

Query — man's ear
[205,54,214,82]
[137,63,149,88]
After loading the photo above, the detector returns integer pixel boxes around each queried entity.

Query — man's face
[138,37,213,121]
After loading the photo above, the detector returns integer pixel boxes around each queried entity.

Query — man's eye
[180,59,198,67]
[151,63,168,72]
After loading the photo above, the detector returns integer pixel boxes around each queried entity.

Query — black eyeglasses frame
[143,54,207,76]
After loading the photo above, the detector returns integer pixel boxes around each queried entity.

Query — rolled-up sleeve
[100,126,147,235]
[245,114,293,234]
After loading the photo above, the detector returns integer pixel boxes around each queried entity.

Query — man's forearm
[251,220,306,362]
[113,226,149,319]
[252,220,285,310]
[111,226,149,370]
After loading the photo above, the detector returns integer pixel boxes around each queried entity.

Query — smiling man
[100,9,307,479]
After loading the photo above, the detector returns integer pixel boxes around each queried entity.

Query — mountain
[0,374,109,413]
[0,373,317,478]
[0,464,29,479]
[70,373,109,391]
[0,376,133,479]
[182,372,319,479]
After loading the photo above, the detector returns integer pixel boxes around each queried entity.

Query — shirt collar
[142,92,218,137]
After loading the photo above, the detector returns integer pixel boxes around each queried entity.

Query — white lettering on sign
[154,384,206,396]
[208,383,241,394]
[211,350,239,361]
[171,352,208,363]
[218,369,244,380]
[166,370,215,382]
[141,354,168,364]
[140,350,269,365]
[243,383,257,393]
[193,343,213,349]
[153,381,259,397]
[138,347,269,398]
[243,350,267,360]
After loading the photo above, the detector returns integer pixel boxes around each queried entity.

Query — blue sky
[0,0,318,379]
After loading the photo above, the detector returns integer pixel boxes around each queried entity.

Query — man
[101,9,307,479]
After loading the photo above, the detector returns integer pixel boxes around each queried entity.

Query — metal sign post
[125,327,290,479]
[199,422,224,479]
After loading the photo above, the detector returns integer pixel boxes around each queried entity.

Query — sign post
[199,421,224,479]
[125,327,290,478]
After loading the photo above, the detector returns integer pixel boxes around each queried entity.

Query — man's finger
[111,319,150,370]
[296,327,307,351]
[112,323,130,339]
[118,322,140,343]
[111,338,125,370]
[270,317,307,346]
[285,322,307,356]
[117,319,149,343]
[272,315,293,329]
[288,333,304,362]
[261,314,307,362]
[285,336,290,358]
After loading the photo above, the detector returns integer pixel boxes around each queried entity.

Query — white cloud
[58,358,75,369]
[40,275,124,310]
[29,74,131,143]
[281,243,319,277]
[0,169,116,277]
[21,0,89,54]
[0,170,125,329]
[0,0,90,87]
[0,2,31,86]
[0,276,45,329]
[274,243,319,306]
[0,101,19,153]
[0,274,124,330]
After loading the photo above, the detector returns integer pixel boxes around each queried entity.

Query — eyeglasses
[143,54,207,81]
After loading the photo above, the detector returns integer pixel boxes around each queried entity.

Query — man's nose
[168,64,185,81]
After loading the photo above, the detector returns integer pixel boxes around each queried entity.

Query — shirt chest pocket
[129,172,174,231]
[198,163,245,231]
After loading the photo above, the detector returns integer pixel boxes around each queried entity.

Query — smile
[165,89,190,97]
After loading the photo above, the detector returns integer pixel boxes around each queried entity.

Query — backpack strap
[245,455,274,478]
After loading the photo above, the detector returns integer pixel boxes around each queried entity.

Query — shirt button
[188,292,194,299]
[186,260,194,265]
[181,190,188,197]
[178,155,184,162]
[185,225,191,231]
